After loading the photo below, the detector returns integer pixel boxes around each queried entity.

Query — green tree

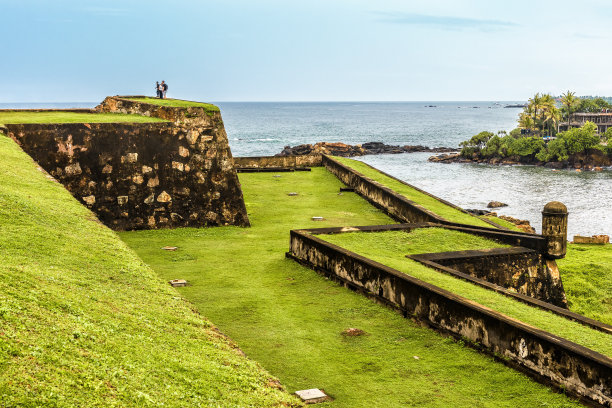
[562,121,599,154]
[536,138,569,162]
[460,131,494,157]
[509,136,545,157]
[560,90,579,126]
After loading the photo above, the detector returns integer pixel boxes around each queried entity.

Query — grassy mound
[332,156,521,230]
[0,111,166,124]
[122,170,583,407]
[558,243,612,325]
[321,229,612,357]
[125,97,220,113]
[0,134,298,407]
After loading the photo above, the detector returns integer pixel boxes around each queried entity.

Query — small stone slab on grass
[161,246,178,251]
[169,279,188,287]
[311,217,325,221]
[294,389,331,404]
[288,192,298,196]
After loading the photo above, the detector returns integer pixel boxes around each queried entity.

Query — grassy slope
[125,97,220,112]
[122,169,582,408]
[332,156,521,230]
[557,244,612,325]
[0,134,298,407]
[321,230,612,357]
[0,111,166,124]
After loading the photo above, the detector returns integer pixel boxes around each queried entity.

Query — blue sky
[2,0,612,102]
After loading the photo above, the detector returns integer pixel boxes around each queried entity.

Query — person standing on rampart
[161,81,168,99]
[155,81,162,98]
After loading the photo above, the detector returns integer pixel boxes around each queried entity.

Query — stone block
[157,191,172,203]
[573,235,609,244]
[294,389,330,404]
[82,195,96,206]
[172,161,184,171]
[64,163,82,176]
[147,177,160,188]
[168,279,187,287]
[117,196,129,205]
[178,146,190,157]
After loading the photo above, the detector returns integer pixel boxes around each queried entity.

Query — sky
[2,0,612,102]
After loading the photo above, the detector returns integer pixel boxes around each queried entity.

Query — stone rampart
[5,98,249,230]
[234,155,322,169]
[287,226,612,407]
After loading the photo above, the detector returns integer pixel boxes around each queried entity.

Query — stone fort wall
[4,97,249,230]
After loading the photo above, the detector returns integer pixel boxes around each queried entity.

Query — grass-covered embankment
[332,156,521,231]
[122,169,584,407]
[0,111,167,124]
[125,97,220,113]
[0,134,298,407]
[558,243,612,325]
[321,229,612,357]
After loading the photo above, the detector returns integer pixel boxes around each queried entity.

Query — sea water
[3,101,610,237]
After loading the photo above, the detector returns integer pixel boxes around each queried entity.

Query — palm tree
[542,104,561,136]
[528,93,545,135]
[560,90,579,131]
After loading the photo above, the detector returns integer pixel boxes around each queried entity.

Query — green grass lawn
[332,156,522,230]
[121,169,583,407]
[125,97,220,113]
[0,134,298,407]
[321,229,612,357]
[557,243,612,325]
[0,111,166,124]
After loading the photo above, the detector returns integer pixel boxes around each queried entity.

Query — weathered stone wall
[234,155,322,169]
[288,228,612,407]
[410,247,567,307]
[5,99,249,230]
[323,155,441,223]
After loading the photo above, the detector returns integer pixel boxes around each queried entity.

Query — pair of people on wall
[155,81,168,98]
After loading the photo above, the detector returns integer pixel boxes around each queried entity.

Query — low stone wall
[573,235,610,245]
[410,247,566,307]
[234,155,322,169]
[5,106,249,230]
[288,227,612,407]
[323,155,441,223]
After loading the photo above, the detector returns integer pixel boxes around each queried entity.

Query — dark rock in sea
[276,142,457,157]
[428,153,462,163]
[465,209,495,216]
[487,201,508,208]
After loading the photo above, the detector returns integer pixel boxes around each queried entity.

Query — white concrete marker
[294,389,329,404]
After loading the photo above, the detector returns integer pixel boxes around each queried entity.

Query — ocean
[2,101,610,237]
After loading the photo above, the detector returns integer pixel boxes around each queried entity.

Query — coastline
[429,149,612,171]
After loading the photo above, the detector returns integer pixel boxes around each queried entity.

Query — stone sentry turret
[541,201,568,259]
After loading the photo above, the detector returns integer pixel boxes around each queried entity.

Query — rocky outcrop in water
[429,148,611,170]
[276,142,457,157]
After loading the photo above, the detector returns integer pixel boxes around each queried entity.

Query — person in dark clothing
[155,81,162,98]
[161,81,168,98]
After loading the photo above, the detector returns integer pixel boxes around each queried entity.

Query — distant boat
[504,104,527,108]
